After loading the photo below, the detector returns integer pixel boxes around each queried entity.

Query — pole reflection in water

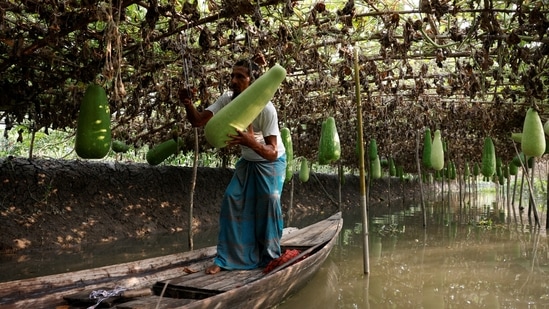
[276,192,548,309]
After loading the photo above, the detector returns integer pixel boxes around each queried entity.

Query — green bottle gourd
[502,162,509,179]
[75,84,112,159]
[325,117,341,162]
[473,162,480,177]
[204,64,286,148]
[318,117,341,164]
[111,140,130,153]
[371,155,382,179]
[449,161,456,180]
[317,120,329,165]
[146,138,183,166]
[512,153,526,167]
[299,158,310,182]
[464,161,470,179]
[397,165,404,179]
[509,162,518,176]
[389,157,396,177]
[521,107,546,157]
[430,130,444,171]
[481,137,496,177]
[281,127,293,183]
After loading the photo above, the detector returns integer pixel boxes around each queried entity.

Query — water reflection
[277,193,549,309]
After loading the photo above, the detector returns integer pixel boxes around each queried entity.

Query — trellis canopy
[1,0,548,170]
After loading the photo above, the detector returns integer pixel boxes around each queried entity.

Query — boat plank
[0,247,216,297]
[202,269,264,291]
[161,270,211,287]
[115,295,196,309]
[281,219,339,247]
[63,287,154,307]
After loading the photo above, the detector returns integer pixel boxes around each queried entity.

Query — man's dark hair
[234,59,261,81]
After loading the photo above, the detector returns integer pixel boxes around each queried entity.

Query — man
[180,59,286,274]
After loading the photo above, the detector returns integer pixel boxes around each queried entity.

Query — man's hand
[179,86,196,105]
[227,124,255,147]
[227,124,278,161]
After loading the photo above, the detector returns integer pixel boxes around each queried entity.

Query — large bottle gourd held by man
[204,64,286,149]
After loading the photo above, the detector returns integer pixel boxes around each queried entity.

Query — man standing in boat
[179,59,286,274]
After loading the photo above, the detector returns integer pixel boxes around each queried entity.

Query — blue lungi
[214,155,286,270]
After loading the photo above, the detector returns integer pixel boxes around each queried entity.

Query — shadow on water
[276,191,549,309]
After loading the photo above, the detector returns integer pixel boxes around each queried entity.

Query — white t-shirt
[206,92,286,161]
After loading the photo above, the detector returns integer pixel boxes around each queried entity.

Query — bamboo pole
[506,168,511,225]
[527,158,541,227]
[416,130,427,227]
[354,47,370,275]
[338,163,343,213]
[511,170,518,224]
[287,176,294,225]
[188,128,198,250]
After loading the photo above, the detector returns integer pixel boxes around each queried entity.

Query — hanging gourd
[370,155,382,179]
[204,64,286,148]
[481,137,496,177]
[317,116,341,164]
[521,107,545,158]
[463,161,470,179]
[430,130,444,171]
[146,138,183,166]
[509,162,518,176]
[473,162,480,177]
[318,120,329,164]
[512,153,525,167]
[111,140,130,153]
[74,84,112,159]
[299,158,310,183]
[389,157,396,177]
[449,161,456,180]
[502,162,509,179]
[396,165,404,180]
[281,127,293,183]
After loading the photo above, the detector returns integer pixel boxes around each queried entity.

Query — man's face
[230,66,251,98]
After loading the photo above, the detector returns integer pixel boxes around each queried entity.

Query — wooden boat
[0,212,342,309]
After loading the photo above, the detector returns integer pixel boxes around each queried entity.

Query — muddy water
[2,191,548,309]
[277,194,549,309]
[0,227,219,282]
